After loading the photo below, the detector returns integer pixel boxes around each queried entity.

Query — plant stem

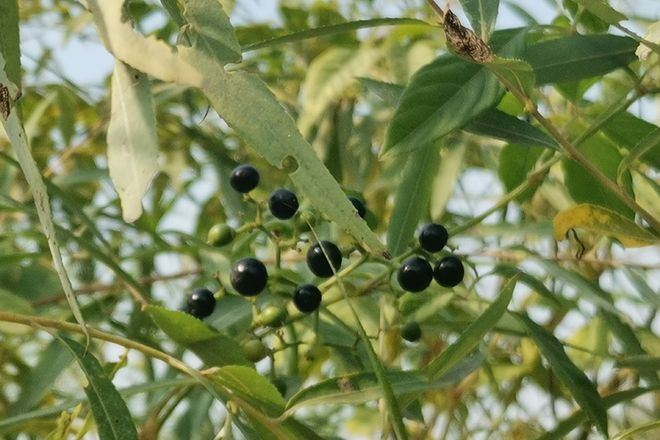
[494,71,660,234]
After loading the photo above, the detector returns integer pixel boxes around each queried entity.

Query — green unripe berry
[241,338,269,363]
[258,305,288,328]
[207,223,235,247]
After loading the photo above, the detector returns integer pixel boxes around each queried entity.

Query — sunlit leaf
[462,0,500,41]
[573,0,625,24]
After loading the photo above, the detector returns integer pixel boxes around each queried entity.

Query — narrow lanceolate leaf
[57,337,138,440]
[147,305,251,367]
[89,0,388,256]
[382,28,527,159]
[466,109,557,149]
[286,354,483,415]
[538,386,660,440]
[0,54,88,338]
[525,35,637,84]
[573,0,625,24]
[107,60,159,222]
[425,276,517,381]
[298,46,382,137]
[0,0,20,89]
[461,0,500,41]
[387,142,441,256]
[554,204,659,247]
[515,314,608,436]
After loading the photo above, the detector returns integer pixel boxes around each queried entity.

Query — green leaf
[467,109,557,149]
[600,112,660,169]
[515,314,608,436]
[209,366,285,417]
[563,134,634,218]
[525,35,637,84]
[387,142,441,256]
[382,28,527,159]
[0,0,21,88]
[462,0,500,41]
[286,354,483,415]
[242,18,429,52]
[430,143,465,220]
[0,53,88,339]
[617,126,660,181]
[540,386,660,440]
[298,46,382,137]
[497,143,543,200]
[57,336,138,440]
[358,77,404,105]
[424,276,516,381]
[107,60,159,223]
[624,268,660,309]
[180,0,242,64]
[8,340,73,416]
[534,259,616,312]
[573,0,625,24]
[146,305,251,367]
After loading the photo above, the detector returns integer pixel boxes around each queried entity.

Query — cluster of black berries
[397,223,464,293]
[185,164,361,321]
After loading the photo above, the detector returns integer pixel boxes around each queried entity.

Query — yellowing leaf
[553,204,658,247]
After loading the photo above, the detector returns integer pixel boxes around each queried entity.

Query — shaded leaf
[554,204,658,247]
[468,109,557,149]
[525,35,637,84]
[57,337,138,440]
[515,314,608,436]
[146,305,251,367]
[209,366,285,417]
[424,276,516,380]
[497,143,543,201]
[387,142,441,256]
[0,0,20,88]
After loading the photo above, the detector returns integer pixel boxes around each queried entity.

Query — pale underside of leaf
[107,60,159,222]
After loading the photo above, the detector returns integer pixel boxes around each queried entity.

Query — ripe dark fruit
[419,223,449,253]
[207,223,235,247]
[259,305,288,328]
[185,288,216,319]
[293,284,322,313]
[229,164,260,193]
[269,188,299,219]
[306,241,342,278]
[348,196,366,219]
[231,257,268,296]
[433,255,464,287]
[397,256,433,292]
[401,321,422,342]
[242,338,268,363]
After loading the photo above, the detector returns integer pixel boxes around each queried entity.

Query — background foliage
[0,0,659,439]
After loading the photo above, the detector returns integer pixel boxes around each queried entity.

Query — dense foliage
[0,0,659,439]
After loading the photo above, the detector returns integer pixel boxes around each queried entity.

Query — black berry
[229,164,260,193]
[306,241,342,278]
[397,256,432,292]
[419,223,448,253]
[185,288,216,319]
[269,188,299,219]
[348,196,366,219]
[293,284,322,313]
[401,321,422,342]
[231,257,268,296]
[433,255,464,287]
